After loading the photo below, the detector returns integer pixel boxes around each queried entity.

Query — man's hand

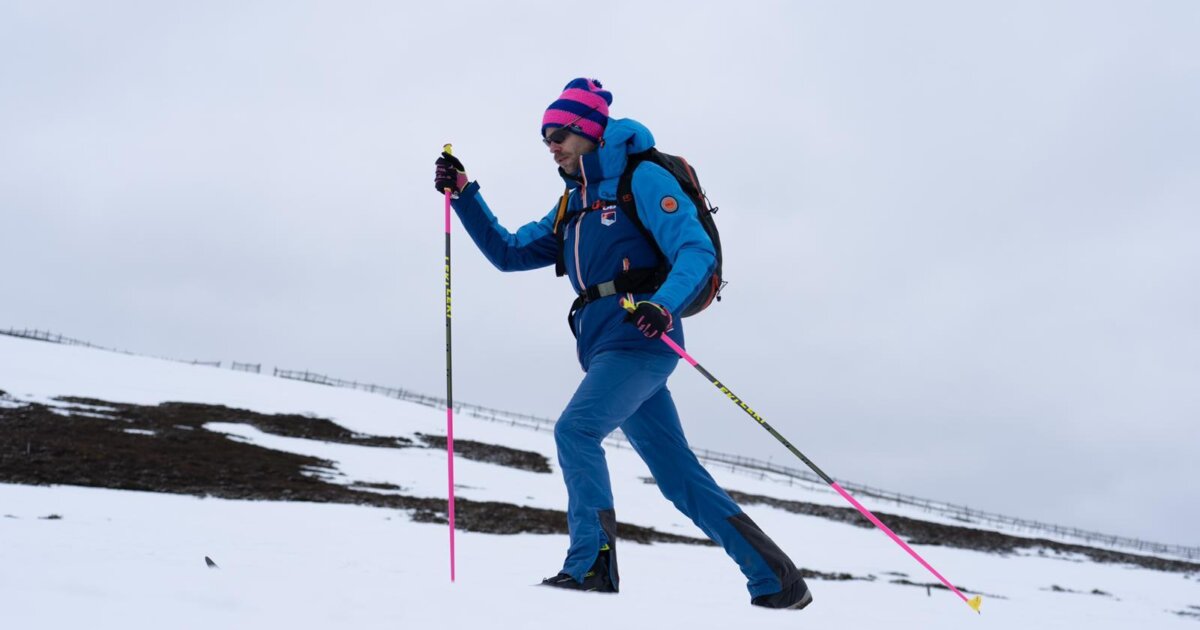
[434,152,469,197]
[624,300,674,339]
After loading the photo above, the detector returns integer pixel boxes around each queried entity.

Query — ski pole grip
[441,143,455,195]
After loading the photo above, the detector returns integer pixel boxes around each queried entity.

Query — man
[433,78,811,610]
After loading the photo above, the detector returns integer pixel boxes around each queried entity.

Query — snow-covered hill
[2,333,1197,629]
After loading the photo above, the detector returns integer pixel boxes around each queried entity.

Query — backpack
[553,148,726,321]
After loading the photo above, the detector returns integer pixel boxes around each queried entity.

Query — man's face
[545,129,597,175]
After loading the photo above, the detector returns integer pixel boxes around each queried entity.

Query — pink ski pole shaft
[620,299,980,613]
[442,144,457,582]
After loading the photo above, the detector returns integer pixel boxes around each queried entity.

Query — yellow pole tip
[443,144,453,155]
[967,595,983,613]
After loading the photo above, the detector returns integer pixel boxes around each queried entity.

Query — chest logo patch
[600,209,617,226]
[661,195,679,213]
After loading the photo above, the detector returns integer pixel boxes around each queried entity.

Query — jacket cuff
[450,180,481,204]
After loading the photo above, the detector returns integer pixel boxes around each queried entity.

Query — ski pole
[442,143,457,582]
[619,299,981,614]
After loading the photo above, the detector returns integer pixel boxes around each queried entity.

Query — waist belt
[567,267,668,338]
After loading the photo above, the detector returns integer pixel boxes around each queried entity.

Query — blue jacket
[450,118,716,370]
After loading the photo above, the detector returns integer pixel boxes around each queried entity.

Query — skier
[433,78,811,610]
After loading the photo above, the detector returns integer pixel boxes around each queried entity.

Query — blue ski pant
[555,349,800,598]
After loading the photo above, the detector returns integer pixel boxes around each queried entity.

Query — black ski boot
[751,576,812,610]
[540,545,618,593]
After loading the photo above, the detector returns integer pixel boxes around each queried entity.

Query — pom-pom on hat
[541,78,612,144]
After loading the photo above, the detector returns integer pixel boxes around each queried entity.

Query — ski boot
[540,545,618,593]
[751,576,812,610]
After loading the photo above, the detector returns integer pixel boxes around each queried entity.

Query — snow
[2,333,1198,629]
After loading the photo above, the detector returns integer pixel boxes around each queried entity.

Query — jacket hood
[559,118,655,198]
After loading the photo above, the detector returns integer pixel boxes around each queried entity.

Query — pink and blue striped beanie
[541,78,612,144]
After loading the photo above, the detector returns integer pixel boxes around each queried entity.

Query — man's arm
[450,182,560,272]
[630,163,716,314]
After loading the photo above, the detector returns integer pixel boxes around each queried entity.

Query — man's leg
[620,386,806,601]
[554,350,677,584]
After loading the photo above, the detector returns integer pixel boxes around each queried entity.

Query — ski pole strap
[566,267,668,337]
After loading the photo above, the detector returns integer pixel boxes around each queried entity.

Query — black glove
[625,300,674,339]
[434,152,468,197]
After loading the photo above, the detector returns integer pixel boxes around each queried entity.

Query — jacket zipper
[579,156,588,207]
[574,156,589,291]
[573,213,585,290]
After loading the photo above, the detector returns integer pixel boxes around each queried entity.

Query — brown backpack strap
[552,188,570,233]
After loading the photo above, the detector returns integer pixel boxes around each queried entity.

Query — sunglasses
[542,106,598,146]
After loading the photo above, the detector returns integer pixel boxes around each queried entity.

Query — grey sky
[2,1,1198,546]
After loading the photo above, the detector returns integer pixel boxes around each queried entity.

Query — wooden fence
[1,329,221,368]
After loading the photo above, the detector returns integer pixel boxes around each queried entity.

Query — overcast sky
[2,1,1198,547]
